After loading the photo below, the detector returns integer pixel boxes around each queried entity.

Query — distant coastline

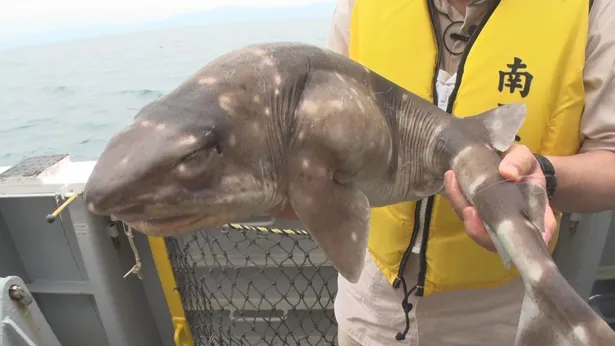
[0,1,336,51]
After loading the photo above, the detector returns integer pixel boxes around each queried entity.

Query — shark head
[83,62,281,237]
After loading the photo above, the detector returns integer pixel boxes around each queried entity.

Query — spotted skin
[444,119,615,346]
[83,42,615,345]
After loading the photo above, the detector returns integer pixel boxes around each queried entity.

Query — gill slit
[273,61,312,207]
[393,0,501,341]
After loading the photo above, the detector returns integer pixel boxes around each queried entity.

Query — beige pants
[334,253,525,346]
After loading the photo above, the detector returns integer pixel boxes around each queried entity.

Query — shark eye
[182,149,202,162]
[178,143,222,166]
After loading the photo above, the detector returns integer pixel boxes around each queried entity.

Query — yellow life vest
[348,0,589,296]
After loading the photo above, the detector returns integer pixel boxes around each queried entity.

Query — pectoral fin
[287,154,370,283]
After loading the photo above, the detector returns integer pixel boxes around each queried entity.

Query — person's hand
[443,144,557,252]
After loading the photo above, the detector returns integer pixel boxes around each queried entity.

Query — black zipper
[396,0,501,296]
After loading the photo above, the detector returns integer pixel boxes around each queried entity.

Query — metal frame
[554,211,615,300]
[0,275,62,346]
[64,197,164,346]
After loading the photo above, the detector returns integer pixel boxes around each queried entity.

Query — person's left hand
[443,144,558,252]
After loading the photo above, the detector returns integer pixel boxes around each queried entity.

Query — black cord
[395,275,418,341]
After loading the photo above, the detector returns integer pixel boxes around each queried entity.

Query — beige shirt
[327,0,615,153]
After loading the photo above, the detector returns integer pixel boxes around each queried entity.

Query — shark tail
[444,103,615,345]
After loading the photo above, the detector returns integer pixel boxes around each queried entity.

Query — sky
[0,0,333,43]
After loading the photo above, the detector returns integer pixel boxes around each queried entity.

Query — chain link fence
[165,221,339,345]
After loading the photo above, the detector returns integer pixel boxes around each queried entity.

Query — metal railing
[163,223,339,345]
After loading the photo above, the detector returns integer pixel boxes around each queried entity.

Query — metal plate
[0,154,68,179]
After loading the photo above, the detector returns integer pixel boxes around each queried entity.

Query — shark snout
[83,97,234,222]
[83,176,135,216]
[83,142,224,218]
[85,196,145,217]
[83,189,112,215]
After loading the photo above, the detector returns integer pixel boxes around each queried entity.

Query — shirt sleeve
[326,0,355,57]
[579,0,615,153]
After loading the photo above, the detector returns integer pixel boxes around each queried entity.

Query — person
[272,0,615,344]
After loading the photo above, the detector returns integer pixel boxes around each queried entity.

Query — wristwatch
[534,154,557,200]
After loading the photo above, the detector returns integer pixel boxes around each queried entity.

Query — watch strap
[534,154,557,200]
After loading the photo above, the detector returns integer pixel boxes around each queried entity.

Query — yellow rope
[223,223,310,237]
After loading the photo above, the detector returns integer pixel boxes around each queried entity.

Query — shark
[82,42,615,345]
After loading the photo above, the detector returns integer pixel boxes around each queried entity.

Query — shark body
[83,42,615,345]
